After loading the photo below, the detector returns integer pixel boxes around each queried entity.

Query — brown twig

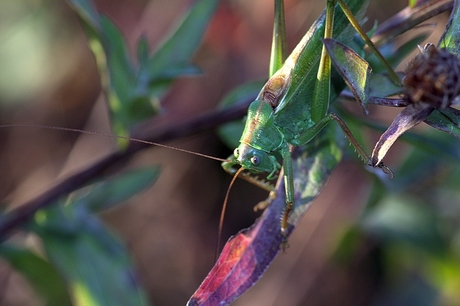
[372,0,453,46]
[0,99,252,241]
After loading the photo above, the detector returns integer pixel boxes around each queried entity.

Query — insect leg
[329,113,394,177]
[311,0,335,122]
[280,145,294,249]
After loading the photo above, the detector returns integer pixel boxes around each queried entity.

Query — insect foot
[253,190,277,212]
[279,200,293,252]
[280,224,290,253]
[280,237,290,253]
[369,161,394,179]
[371,44,460,168]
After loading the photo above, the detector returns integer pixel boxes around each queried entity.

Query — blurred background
[0,0,457,305]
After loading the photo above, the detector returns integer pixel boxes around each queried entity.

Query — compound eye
[233,148,239,157]
[251,155,260,165]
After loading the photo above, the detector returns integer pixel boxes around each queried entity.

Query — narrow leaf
[27,167,159,305]
[368,72,404,99]
[147,0,219,82]
[439,0,460,57]
[67,0,147,146]
[67,0,219,145]
[371,103,434,167]
[425,107,460,139]
[81,167,160,212]
[66,0,101,29]
[0,245,72,306]
[35,205,149,306]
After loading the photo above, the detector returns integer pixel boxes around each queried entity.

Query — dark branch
[0,99,252,241]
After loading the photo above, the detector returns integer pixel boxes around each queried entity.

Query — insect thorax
[240,100,284,152]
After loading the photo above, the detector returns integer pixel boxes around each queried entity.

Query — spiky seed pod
[404,44,460,109]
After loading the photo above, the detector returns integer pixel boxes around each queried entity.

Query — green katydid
[221,0,399,244]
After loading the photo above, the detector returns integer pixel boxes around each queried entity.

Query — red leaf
[188,190,285,306]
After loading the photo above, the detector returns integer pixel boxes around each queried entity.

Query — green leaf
[98,17,146,142]
[80,167,160,212]
[26,167,159,305]
[375,127,460,195]
[290,125,344,222]
[366,33,427,75]
[368,72,404,98]
[31,167,159,235]
[35,204,149,306]
[66,0,101,29]
[67,0,219,147]
[366,34,424,99]
[388,34,428,68]
[425,108,460,139]
[439,0,460,57]
[67,0,150,146]
[401,129,460,163]
[0,245,72,306]
[146,0,219,87]
[356,32,426,104]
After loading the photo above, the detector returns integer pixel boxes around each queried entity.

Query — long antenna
[215,167,244,261]
[0,124,229,163]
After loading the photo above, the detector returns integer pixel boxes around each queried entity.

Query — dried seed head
[404,44,460,109]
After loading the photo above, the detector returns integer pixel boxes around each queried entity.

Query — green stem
[338,0,402,86]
